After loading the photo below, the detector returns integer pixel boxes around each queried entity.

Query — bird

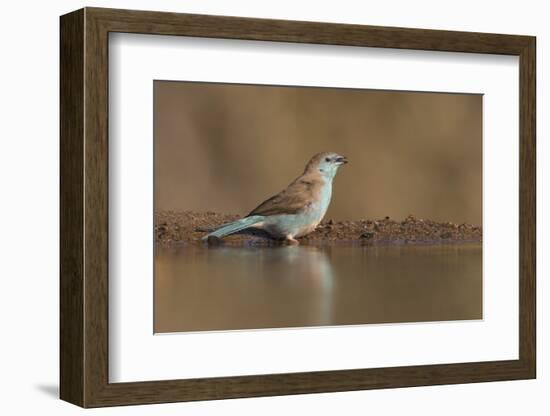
[202,152,348,244]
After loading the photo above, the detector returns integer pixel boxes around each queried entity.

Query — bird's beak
[336,156,348,165]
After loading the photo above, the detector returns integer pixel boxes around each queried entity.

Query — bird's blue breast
[260,181,333,238]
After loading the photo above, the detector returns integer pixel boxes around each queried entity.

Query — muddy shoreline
[155,211,482,246]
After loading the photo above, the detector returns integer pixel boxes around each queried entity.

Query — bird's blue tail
[202,216,264,241]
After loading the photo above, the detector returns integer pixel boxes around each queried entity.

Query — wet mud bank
[155,211,482,246]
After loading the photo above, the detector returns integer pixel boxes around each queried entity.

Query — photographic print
[154,81,482,333]
[60,9,536,406]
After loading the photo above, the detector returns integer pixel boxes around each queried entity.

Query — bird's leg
[284,235,300,245]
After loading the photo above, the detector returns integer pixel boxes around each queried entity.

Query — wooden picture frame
[60,7,536,408]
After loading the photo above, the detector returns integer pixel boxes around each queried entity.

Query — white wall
[0,0,545,414]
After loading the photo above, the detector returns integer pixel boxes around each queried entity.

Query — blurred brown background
[154,81,482,225]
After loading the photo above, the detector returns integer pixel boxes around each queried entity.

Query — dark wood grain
[89,7,532,54]
[59,8,84,406]
[83,10,110,406]
[60,7,536,408]
[519,38,536,375]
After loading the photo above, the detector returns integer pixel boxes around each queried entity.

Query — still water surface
[155,244,482,333]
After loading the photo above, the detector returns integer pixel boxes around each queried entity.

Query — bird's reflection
[206,245,335,325]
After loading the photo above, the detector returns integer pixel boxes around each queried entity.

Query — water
[154,244,482,333]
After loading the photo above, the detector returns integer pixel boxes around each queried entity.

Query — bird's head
[304,152,348,179]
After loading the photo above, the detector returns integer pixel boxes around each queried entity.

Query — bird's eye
[325,157,331,162]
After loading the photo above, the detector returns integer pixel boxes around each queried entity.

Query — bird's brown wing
[248,175,323,217]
